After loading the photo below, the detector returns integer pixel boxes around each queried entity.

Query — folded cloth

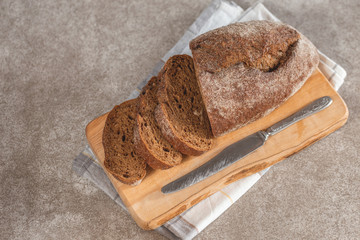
[72,1,347,239]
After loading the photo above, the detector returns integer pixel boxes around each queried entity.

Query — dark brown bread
[156,55,213,155]
[190,20,319,137]
[102,99,146,185]
[134,77,183,169]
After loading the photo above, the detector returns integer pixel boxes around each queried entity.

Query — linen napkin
[72,1,347,239]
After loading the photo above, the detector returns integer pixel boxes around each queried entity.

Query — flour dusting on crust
[190,20,319,137]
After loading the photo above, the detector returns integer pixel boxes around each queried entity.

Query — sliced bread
[102,99,147,185]
[156,55,214,156]
[134,77,183,169]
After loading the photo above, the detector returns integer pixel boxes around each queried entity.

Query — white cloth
[73,1,346,239]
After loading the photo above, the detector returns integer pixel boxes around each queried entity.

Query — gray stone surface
[1,0,359,239]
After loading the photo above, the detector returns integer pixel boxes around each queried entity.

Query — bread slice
[156,55,213,156]
[134,77,183,169]
[102,99,146,185]
[190,20,319,137]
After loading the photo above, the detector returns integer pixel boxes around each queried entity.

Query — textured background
[1,0,359,239]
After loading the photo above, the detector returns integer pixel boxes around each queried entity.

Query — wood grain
[86,70,348,230]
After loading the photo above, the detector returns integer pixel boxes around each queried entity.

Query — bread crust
[190,20,319,137]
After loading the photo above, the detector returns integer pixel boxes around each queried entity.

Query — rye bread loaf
[156,55,214,156]
[190,20,320,137]
[102,99,146,185]
[134,77,183,169]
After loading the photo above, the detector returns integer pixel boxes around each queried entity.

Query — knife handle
[265,96,333,136]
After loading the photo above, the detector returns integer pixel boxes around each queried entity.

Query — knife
[161,96,333,194]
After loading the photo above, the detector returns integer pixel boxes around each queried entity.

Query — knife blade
[161,96,333,194]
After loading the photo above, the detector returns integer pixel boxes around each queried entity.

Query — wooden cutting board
[86,70,348,230]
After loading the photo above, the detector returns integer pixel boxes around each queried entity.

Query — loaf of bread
[190,20,319,137]
[102,99,147,185]
[156,55,213,156]
[102,20,319,185]
[134,77,183,169]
